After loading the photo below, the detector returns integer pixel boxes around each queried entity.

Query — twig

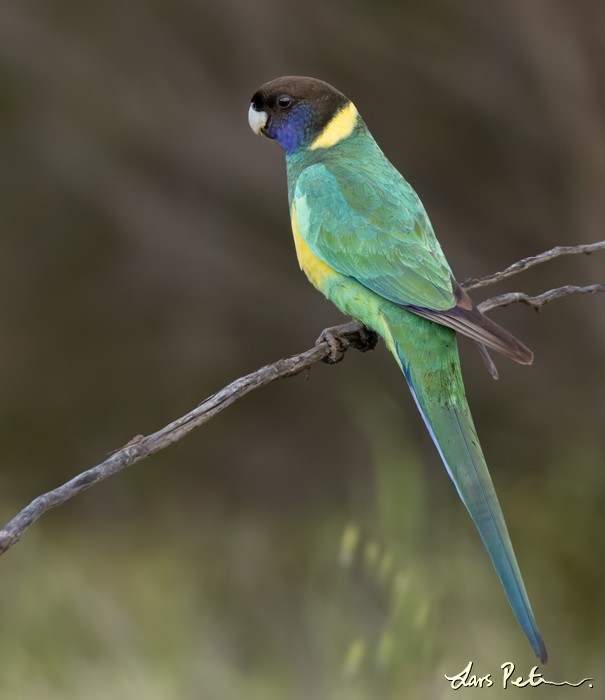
[0,243,603,557]
[462,241,605,291]
[478,284,605,313]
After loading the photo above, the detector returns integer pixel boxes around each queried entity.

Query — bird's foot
[316,326,349,364]
[316,322,378,364]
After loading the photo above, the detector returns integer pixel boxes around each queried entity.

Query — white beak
[248,103,268,136]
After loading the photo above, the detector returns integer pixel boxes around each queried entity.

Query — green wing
[293,160,456,311]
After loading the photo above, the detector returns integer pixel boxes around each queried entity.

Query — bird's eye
[277,95,293,109]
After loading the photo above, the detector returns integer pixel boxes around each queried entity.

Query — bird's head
[248,76,358,155]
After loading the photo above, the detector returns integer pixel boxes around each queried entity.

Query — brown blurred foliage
[0,0,603,697]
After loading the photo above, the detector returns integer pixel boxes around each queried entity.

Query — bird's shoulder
[290,148,456,311]
[293,141,447,262]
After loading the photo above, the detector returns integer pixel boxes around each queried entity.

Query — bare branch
[0,241,603,557]
[478,284,605,313]
[462,240,605,291]
[0,322,369,556]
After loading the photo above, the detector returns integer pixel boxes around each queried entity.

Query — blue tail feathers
[399,349,547,663]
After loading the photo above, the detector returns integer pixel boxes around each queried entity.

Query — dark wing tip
[447,280,534,366]
[475,342,499,379]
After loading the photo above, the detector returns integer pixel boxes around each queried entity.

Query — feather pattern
[288,134,545,661]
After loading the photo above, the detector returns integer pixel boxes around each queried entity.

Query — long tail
[382,315,547,663]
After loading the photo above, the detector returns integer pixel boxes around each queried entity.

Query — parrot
[248,75,546,663]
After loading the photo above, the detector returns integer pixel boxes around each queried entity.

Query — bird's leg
[316,321,379,364]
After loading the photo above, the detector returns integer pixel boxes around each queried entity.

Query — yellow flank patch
[309,101,358,150]
[291,203,337,291]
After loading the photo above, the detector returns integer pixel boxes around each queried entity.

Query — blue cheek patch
[270,104,318,155]
[278,125,301,154]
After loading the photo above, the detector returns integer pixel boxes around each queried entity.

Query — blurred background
[0,0,603,697]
